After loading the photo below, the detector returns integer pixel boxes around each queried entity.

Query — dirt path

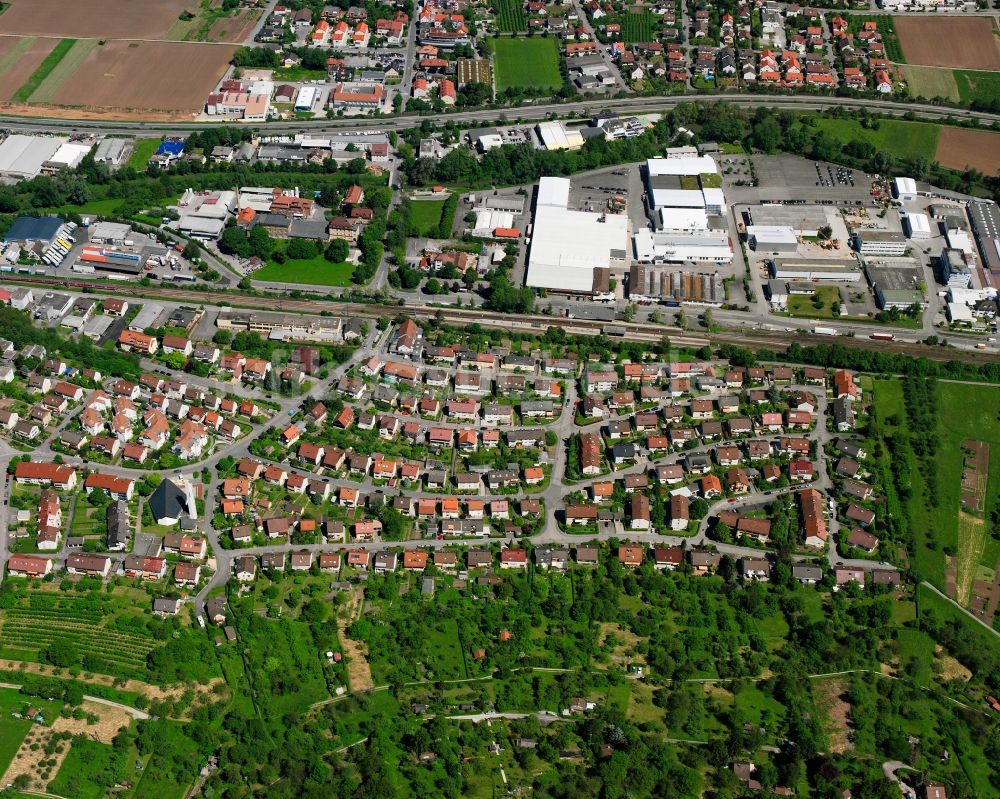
[337,589,374,692]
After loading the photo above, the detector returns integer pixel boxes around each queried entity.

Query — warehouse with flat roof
[4,216,64,246]
[526,177,629,294]
[864,262,924,309]
[94,138,129,166]
[0,135,66,180]
[747,226,798,253]
[968,200,1000,277]
[769,258,861,282]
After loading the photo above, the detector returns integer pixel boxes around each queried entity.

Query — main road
[0,95,997,137]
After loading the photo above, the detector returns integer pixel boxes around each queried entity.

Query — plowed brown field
[936,128,1000,176]
[46,40,236,116]
[0,35,56,100]
[0,0,192,39]
[896,17,1000,70]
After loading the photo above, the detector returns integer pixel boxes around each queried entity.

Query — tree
[751,117,782,153]
[286,238,318,260]
[46,639,78,668]
[183,240,201,260]
[247,225,273,260]
[326,238,349,263]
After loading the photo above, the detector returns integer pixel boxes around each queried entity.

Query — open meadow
[809,117,940,162]
[253,256,356,287]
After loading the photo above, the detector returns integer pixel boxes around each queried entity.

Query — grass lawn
[272,66,328,82]
[891,600,917,626]
[787,285,843,319]
[809,118,941,162]
[490,37,562,91]
[253,256,355,286]
[12,37,75,102]
[127,139,161,171]
[410,198,448,237]
[131,721,199,799]
[0,708,31,778]
[917,583,998,654]
[732,683,786,730]
[954,69,1000,106]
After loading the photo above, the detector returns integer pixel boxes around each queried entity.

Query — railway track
[6,275,998,366]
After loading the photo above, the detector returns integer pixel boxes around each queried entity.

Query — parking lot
[727,154,879,206]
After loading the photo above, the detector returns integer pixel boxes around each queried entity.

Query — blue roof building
[4,215,63,244]
[156,140,185,157]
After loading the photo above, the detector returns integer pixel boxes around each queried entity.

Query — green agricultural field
[253,256,355,286]
[955,69,1000,107]
[491,37,562,91]
[623,12,656,43]
[12,37,75,102]
[810,117,940,162]
[492,0,526,32]
[25,38,98,104]
[0,585,219,684]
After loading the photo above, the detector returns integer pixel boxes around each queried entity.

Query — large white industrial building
[645,157,725,212]
[633,230,733,264]
[747,225,799,253]
[525,177,629,294]
[0,135,89,180]
[535,121,584,151]
[176,189,237,239]
[903,213,932,239]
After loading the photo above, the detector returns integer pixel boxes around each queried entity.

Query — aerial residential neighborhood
[0,0,996,798]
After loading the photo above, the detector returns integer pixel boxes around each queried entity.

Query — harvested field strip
[0,35,36,77]
[901,64,959,102]
[895,16,1000,70]
[27,37,98,103]
[12,37,74,102]
[935,127,1000,176]
[0,35,56,101]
